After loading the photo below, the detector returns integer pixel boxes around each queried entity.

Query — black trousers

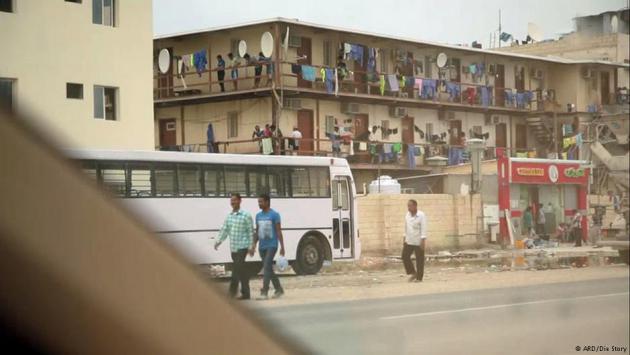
[573,228,583,247]
[402,242,425,281]
[217,70,225,92]
[229,249,250,298]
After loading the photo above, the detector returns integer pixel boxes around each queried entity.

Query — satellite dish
[261,32,274,57]
[158,48,170,74]
[238,40,247,57]
[436,52,448,69]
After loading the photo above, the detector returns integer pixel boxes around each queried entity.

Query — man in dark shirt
[216,55,226,92]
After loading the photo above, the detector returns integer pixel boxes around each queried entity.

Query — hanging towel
[383,143,392,154]
[193,50,208,77]
[399,76,406,89]
[262,138,273,155]
[344,43,352,54]
[301,65,316,81]
[359,142,367,151]
[386,74,400,92]
[563,137,572,149]
[324,68,335,94]
[349,140,355,156]
[575,133,583,147]
[469,64,477,75]
[481,86,491,107]
[392,142,402,154]
[320,67,326,81]
[415,78,423,97]
[334,68,339,96]
[380,75,386,95]
[349,44,364,66]
[407,144,416,169]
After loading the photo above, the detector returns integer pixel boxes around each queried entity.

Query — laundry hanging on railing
[481,86,492,107]
[301,65,317,81]
[414,125,425,139]
[193,50,208,76]
[367,48,378,82]
[344,43,365,67]
[380,75,386,95]
[562,123,573,136]
[386,74,399,92]
[445,82,461,101]
[324,68,335,94]
[421,79,437,99]
[504,89,515,106]
[291,64,302,75]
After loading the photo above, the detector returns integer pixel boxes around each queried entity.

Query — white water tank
[368,176,401,194]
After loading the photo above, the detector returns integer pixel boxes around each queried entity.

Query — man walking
[401,199,427,282]
[536,203,546,237]
[571,209,584,247]
[250,194,285,299]
[214,193,254,300]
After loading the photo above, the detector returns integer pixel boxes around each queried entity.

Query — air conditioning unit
[582,68,593,79]
[531,69,544,80]
[389,106,407,118]
[283,98,302,110]
[288,35,302,48]
[341,102,361,114]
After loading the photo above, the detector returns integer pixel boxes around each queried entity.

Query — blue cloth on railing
[446,82,461,101]
[421,79,437,99]
[505,89,514,106]
[481,86,491,107]
[324,68,335,94]
[405,76,415,88]
[301,65,316,81]
[524,91,533,106]
[407,144,416,169]
[516,92,525,109]
[367,48,378,82]
[193,50,208,77]
[448,147,464,165]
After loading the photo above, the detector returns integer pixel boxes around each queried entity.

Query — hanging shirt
[262,138,273,155]
[301,65,316,81]
[405,211,427,246]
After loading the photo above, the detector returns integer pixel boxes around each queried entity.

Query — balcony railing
[153,60,549,112]
[155,137,559,168]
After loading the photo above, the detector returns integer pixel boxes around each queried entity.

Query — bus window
[203,166,224,197]
[178,164,202,197]
[129,164,152,197]
[268,167,289,197]
[81,161,98,182]
[101,163,127,197]
[224,166,247,196]
[155,164,176,197]
[291,167,311,197]
[247,166,267,197]
[310,167,331,197]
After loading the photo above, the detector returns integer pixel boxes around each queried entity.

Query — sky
[153,0,628,47]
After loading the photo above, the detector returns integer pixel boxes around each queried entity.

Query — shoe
[256,291,269,301]
[272,290,284,299]
[408,275,416,283]
[236,295,250,301]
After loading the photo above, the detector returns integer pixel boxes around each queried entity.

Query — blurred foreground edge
[0,110,302,355]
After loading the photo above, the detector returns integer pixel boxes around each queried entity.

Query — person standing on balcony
[254,52,265,88]
[216,55,226,92]
[402,199,427,282]
[270,125,284,155]
[329,126,341,157]
[227,52,239,91]
[252,125,264,154]
[289,127,302,154]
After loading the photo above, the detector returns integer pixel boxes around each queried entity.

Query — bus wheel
[244,262,263,277]
[293,236,324,275]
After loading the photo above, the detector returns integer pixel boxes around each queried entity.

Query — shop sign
[564,167,585,178]
[516,167,544,177]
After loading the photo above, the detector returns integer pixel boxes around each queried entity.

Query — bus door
[332,176,354,259]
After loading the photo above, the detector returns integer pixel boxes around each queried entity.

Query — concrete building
[498,8,630,90]
[152,18,628,189]
[0,0,154,149]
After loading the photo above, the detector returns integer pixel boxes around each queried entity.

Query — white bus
[66,149,360,275]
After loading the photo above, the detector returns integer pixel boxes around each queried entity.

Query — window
[224,166,247,196]
[178,165,202,197]
[66,83,83,99]
[310,167,330,197]
[268,167,289,197]
[129,164,152,197]
[93,0,115,26]
[101,163,127,197]
[381,120,390,140]
[425,56,433,78]
[0,78,14,113]
[291,168,310,197]
[0,0,13,13]
[81,161,98,182]
[94,86,117,120]
[323,41,332,67]
[325,115,336,135]
[203,166,224,196]
[379,49,389,73]
[247,166,267,197]
[227,111,238,138]
[155,165,176,197]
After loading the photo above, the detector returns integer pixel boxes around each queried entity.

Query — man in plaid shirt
[214,193,254,300]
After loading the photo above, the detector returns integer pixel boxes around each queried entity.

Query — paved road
[255,277,629,355]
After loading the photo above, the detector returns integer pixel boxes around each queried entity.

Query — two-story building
[1,0,154,149]
[153,18,628,188]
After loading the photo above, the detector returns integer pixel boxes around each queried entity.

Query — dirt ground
[212,255,630,307]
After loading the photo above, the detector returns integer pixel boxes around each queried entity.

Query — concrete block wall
[358,194,483,256]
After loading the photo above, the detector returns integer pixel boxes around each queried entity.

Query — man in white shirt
[289,127,302,154]
[402,199,427,282]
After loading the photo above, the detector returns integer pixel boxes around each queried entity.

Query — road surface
[255,277,629,355]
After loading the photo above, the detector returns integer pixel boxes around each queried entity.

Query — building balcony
[153,61,550,114]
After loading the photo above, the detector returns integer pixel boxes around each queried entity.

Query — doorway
[402,116,415,144]
[297,110,314,154]
[495,64,505,106]
[449,120,462,145]
[159,119,177,149]
[331,176,354,259]
[297,37,312,89]
[496,123,507,148]
[515,124,528,150]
